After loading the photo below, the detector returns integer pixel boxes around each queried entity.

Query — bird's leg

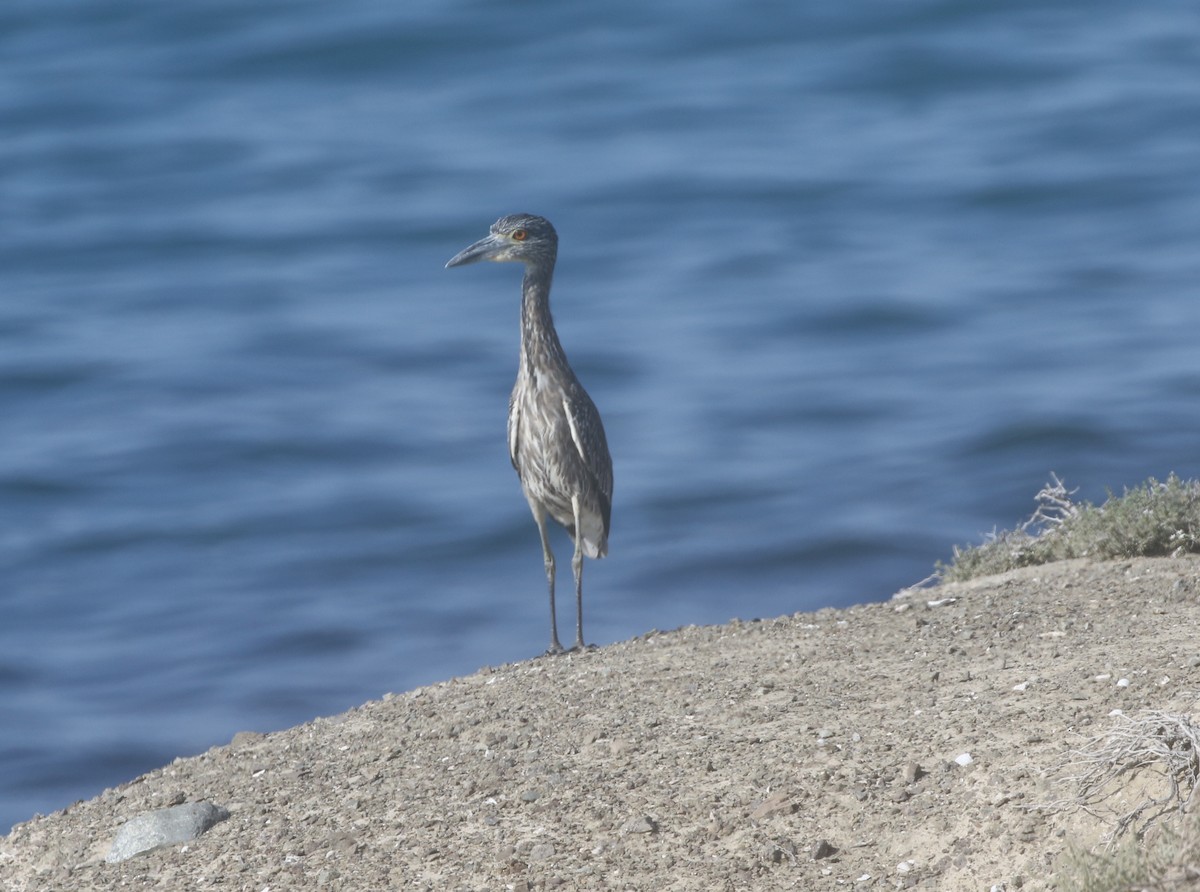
[534,509,564,654]
[570,495,587,651]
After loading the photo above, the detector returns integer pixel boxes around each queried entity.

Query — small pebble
[621,816,656,834]
[750,791,793,820]
[811,839,836,860]
[609,739,633,756]
[901,761,923,784]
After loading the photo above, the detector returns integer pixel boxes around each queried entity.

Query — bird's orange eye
[512,229,527,241]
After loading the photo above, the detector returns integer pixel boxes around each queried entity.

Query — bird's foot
[543,641,594,656]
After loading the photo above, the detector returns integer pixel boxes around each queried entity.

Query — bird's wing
[562,398,592,477]
[562,390,613,503]
[507,390,521,474]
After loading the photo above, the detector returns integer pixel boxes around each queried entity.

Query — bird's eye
[512,229,528,241]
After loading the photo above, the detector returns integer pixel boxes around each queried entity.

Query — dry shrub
[938,474,1200,583]
[1046,710,1200,844]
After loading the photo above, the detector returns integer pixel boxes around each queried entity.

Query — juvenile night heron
[446,214,613,654]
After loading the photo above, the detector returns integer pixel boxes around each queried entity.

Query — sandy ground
[4,556,1200,891]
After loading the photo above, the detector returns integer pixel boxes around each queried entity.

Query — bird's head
[445,213,558,269]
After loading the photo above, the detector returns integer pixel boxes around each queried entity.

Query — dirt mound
[4,557,1199,890]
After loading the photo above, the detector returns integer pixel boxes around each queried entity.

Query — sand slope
[4,557,1200,890]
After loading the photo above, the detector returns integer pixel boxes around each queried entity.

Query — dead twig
[1039,710,1200,845]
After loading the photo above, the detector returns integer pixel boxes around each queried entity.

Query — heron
[446,214,613,654]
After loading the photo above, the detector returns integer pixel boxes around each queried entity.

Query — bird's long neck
[520,262,569,376]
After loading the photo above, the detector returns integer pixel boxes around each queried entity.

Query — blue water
[2,0,1198,832]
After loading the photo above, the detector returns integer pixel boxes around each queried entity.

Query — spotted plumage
[446,214,613,653]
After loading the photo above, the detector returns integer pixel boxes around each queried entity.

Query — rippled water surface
[2,1,1199,830]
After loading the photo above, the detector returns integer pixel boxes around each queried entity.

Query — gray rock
[106,801,230,863]
[620,815,657,834]
[811,838,837,860]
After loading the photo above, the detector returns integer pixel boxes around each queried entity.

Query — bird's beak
[445,232,503,268]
